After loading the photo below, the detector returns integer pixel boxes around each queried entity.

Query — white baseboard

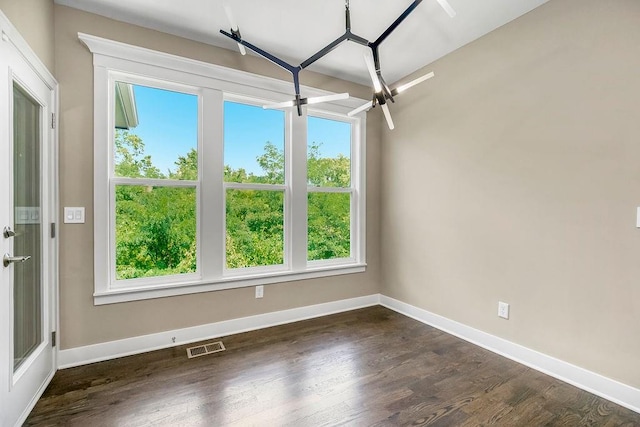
[380,295,640,415]
[58,294,380,369]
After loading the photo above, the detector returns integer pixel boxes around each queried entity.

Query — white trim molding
[380,295,640,415]
[58,294,379,369]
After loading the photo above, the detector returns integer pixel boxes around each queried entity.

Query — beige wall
[54,5,382,349]
[381,0,640,388]
[0,0,55,72]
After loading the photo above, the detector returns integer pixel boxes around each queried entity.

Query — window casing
[81,33,366,305]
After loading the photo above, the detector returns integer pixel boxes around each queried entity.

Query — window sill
[93,263,367,305]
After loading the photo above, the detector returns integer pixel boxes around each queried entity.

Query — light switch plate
[64,207,85,224]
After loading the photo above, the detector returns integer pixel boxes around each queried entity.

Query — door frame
[0,9,59,427]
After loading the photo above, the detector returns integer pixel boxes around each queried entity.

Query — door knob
[3,254,31,267]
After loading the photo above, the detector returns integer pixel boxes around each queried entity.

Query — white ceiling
[55,0,549,86]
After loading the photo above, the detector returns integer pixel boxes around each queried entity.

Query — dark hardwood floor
[26,306,640,426]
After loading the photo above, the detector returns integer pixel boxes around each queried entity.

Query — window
[82,34,366,304]
[307,115,353,262]
[224,101,285,270]
[113,83,199,281]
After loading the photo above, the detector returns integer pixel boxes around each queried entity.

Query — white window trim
[80,33,367,305]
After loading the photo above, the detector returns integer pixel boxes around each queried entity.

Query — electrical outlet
[498,301,509,319]
[255,285,264,299]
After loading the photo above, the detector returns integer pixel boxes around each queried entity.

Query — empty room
[1,0,639,425]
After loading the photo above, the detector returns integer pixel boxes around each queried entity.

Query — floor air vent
[186,341,226,359]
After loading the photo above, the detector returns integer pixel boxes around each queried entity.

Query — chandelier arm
[220,29,305,114]
[390,71,435,97]
[371,0,423,48]
[300,33,349,70]
[347,33,370,46]
[300,31,371,70]
[220,30,299,74]
[300,1,371,70]
[378,74,394,103]
[370,45,381,73]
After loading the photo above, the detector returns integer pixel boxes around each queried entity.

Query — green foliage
[307,192,350,261]
[306,142,351,260]
[114,130,352,280]
[115,185,196,279]
[114,130,163,179]
[307,142,350,188]
[256,142,285,184]
[225,189,284,269]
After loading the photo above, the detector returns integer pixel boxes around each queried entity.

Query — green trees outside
[224,142,285,269]
[114,130,351,279]
[306,143,351,261]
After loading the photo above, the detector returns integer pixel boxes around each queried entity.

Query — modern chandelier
[220,0,456,129]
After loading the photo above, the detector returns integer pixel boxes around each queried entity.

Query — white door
[0,17,58,427]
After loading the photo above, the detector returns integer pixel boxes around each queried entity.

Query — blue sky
[224,101,284,174]
[128,84,351,175]
[130,85,198,175]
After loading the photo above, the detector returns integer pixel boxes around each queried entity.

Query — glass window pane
[308,192,351,261]
[224,101,285,184]
[308,116,351,188]
[114,83,198,180]
[226,189,284,268]
[13,83,42,371]
[115,185,197,279]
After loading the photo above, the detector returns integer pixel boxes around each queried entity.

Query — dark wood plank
[25,307,640,426]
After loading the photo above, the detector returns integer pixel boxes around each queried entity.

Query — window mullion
[201,88,224,280]
[289,111,308,271]
[307,186,352,193]
[224,182,286,191]
[112,177,197,187]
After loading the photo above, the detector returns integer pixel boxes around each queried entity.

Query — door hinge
[51,331,56,347]
[51,112,56,129]
[50,222,56,238]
